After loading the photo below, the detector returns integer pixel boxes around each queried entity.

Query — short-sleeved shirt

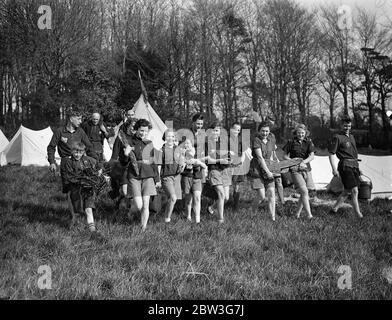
[252,134,276,160]
[283,137,315,159]
[249,134,277,177]
[328,132,359,169]
[157,145,183,177]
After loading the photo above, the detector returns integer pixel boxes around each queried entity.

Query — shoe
[164,217,171,223]
[218,219,224,224]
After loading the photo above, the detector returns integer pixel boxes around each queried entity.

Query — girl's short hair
[134,119,152,131]
[257,121,270,132]
[162,128,176,141]
[292,124,309,136]
[209,120,222,129]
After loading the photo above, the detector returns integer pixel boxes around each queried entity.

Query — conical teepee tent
[0,128,9,153]
[0,125,59,166]
[132,94,167,148]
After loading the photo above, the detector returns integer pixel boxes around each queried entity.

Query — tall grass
[1,166,392,299]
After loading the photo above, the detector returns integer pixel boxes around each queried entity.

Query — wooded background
[1,0,392,148]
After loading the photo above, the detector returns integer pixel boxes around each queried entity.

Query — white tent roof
[312,155,392,199]
[0,129,9,153]
[132,95,167,149]
[0,125,60,166]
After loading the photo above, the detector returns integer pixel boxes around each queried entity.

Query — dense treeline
[1,0,392,147]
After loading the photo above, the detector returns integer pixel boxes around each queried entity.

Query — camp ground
[311,155,392,200]
[0,126,60,166]
[1,124,392,201]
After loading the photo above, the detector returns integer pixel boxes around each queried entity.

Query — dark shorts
[181,176,202,194]
[69,186,96,211]
[250,176,275,190]
[120,168,128,185]
[209,168,232,187]
[129,177,157,197]
[339,167,360,190]
[162,175,182,200]
[232,173,245,184]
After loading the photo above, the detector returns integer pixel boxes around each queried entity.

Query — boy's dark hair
[192,113,204,123]
[258,121,270,132]
[209,120,222,129]
[66,106,83,118]
[341,116,352,123]
[134,118,152,131]
[71,142,86,151]
[231,121,241,128]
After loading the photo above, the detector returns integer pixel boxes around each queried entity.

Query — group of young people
[47,109,364,239]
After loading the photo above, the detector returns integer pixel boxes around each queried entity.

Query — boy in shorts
[328,116,363,218]
[205,121,232,223]
[248,122,277,221]
[60,142,105,240]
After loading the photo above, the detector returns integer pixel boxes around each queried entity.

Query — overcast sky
[298,0,392,22]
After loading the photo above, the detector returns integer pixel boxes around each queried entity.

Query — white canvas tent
[132,94,167,149]
[0,125,60,166]
[311,155,392,199]
[0,128,9,153]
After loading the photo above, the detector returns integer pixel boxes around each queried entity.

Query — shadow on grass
[0,199,70,229]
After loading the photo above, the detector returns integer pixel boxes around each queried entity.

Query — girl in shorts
[282,124,314,219]
[159,129,184,223]
[181,138,207,223]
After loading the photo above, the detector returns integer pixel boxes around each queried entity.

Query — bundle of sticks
[73,167,111,196]
[117,129,140,176]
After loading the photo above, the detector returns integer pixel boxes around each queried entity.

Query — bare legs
[332,187,363,218]
[255,186,276,221]
[131,196,151,231]
[184,191,202,223]
[295,185,313,219]
[164,194,177,222]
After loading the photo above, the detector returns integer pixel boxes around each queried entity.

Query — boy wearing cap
[328,116,363,218]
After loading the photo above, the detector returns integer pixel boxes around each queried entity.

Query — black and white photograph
[1,0,392,304]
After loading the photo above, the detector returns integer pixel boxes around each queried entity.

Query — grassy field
[1,165,392,300]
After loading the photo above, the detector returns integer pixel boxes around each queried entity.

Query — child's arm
[194,159,207,169]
